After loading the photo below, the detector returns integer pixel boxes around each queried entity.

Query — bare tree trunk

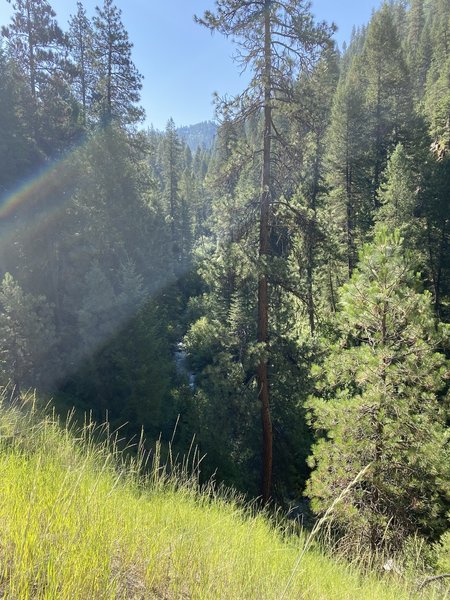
[258,1,273,505]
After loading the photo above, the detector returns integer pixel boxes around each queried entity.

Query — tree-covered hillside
[0,0,448,575]
[177,120,218,151]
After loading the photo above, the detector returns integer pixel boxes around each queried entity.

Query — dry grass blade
[280,462,373,599]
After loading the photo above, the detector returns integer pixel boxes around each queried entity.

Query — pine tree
[161,119,186,269]
[1,0,75,152]
[286,46,339,334]
[67,126,163,290]
[362,3,413,200]
[324,58,370,278]
[2,0,67,101]
[421,155,450,318]
[423,0,449,153]
[377,143,420,239]
[68,1,94,126]
[91,0,143,126]
[197,0,333,503]
[0,49,37,195]
[306,227,450,552]
[184,286,260,493]
[410,15,433,102]
[406,0,426,98]
[428,0,449,66]
[425,55,450,153]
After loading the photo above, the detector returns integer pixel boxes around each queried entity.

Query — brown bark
[258,1,273,505]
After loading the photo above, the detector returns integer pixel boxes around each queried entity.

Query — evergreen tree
[68,126,164,287]
[0,49,37,196]
[376,143,421,242]
[285,46,339,333]
[101,300,174,440]
[68,1,94,126]
[324,59,370,278]
[423,0,449,153]
[306,227,450,552]
[421,155,450,318]
[1,0,75,152]
[197,0,333,503]
[77,261,119,359]
[362,3,413,200]
[161,119,191,271]
[2,0,67,100]
[428,0,449,66]
[425,54,450,153]
[91,0,144,126]
[185,278,260,492]
[406,0,426,98]
[414,21,434,100]
[117,258,146,320]
[0,0,448,550]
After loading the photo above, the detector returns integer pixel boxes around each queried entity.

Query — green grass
[0,394,440,599]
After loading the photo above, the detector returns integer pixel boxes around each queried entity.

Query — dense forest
[0,0,449,566]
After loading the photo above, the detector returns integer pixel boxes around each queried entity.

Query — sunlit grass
[0,392,439,599]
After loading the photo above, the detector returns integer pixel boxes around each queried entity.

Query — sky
[0,0,381,130]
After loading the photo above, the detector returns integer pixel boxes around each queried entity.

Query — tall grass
[0,392,441,599]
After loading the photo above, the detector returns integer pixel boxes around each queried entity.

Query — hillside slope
[177,121,217,150]
[0,396,438,599]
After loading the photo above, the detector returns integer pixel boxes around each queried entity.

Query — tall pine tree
[197,0,332,502]
[91,0,143,126]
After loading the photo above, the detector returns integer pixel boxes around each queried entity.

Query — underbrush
[0,391,446,599]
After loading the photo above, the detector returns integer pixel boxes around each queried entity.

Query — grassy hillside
[0,395,441,599]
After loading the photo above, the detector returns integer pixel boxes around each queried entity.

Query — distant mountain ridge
[176,120,217,151]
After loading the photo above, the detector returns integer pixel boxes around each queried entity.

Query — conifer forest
[0,0,449,570]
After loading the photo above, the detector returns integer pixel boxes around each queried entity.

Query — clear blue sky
[0,0,380,130]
